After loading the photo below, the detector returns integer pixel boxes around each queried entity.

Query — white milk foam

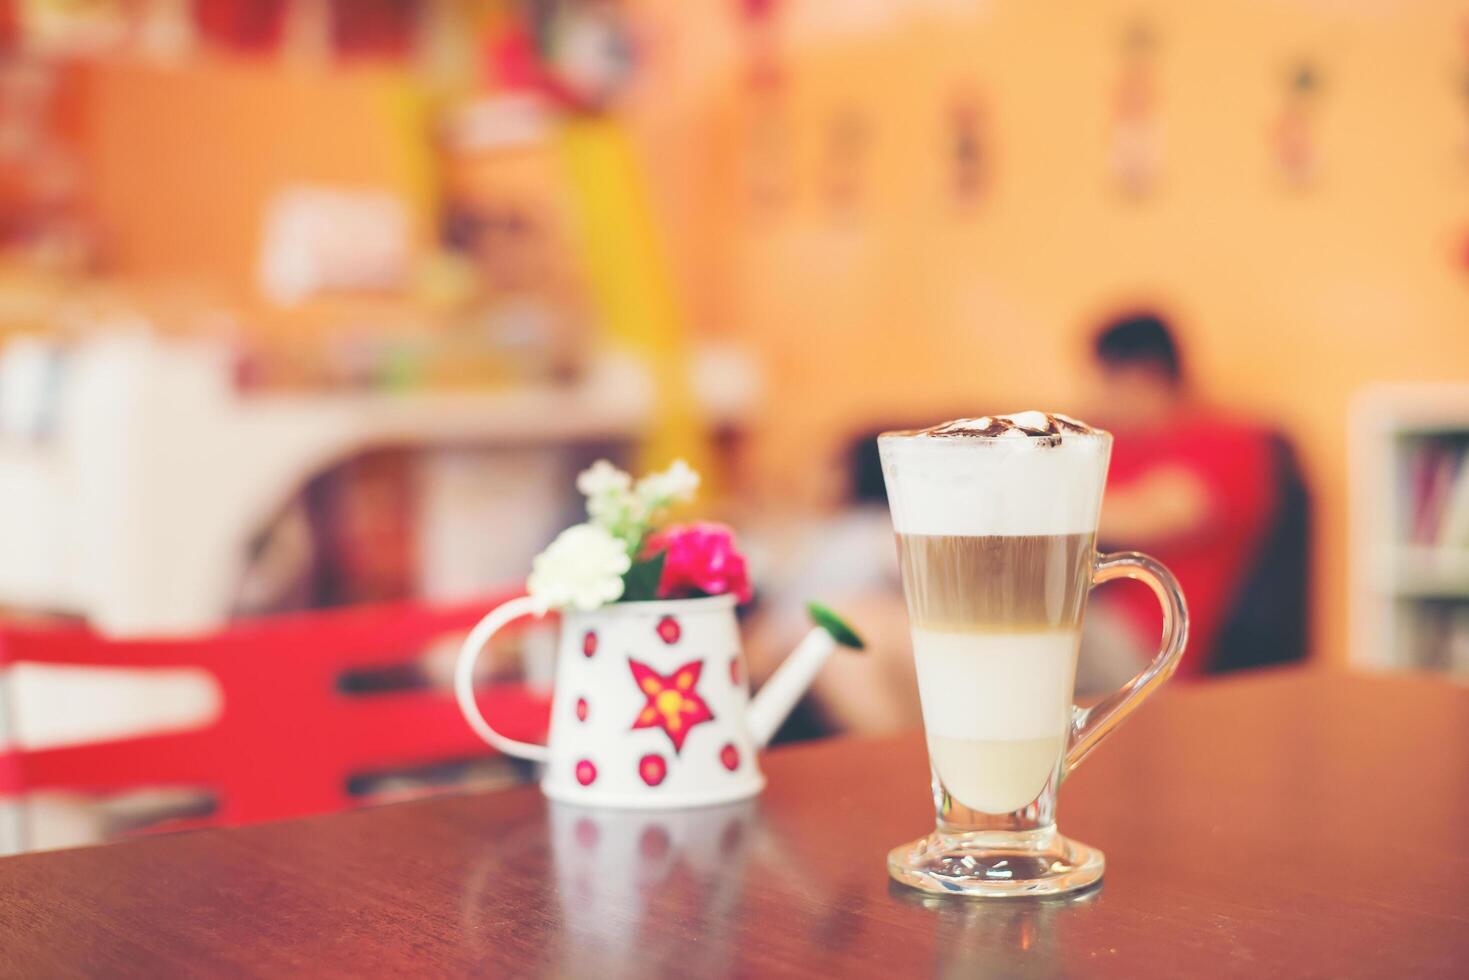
[879,412,1110,537]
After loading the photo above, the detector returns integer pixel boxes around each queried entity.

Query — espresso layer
[896,532,1095,630]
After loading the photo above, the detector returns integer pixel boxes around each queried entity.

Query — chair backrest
[0,594,550,835]
[1211,433,1312,674]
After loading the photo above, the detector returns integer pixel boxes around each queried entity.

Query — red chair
[0,593,550,839]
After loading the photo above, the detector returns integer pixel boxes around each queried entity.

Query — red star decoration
[629,658,715,753]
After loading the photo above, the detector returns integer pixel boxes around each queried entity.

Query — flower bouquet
[526,459,754,613]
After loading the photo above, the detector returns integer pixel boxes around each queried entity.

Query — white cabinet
[1350,385,1469,677]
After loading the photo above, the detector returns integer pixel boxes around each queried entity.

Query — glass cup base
[887,827,1104,898]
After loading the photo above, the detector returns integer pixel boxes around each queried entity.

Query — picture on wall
[1110,17,1161,200]
[823,105,869,215]
[1272,59,1323,190]
[949,88,989,208]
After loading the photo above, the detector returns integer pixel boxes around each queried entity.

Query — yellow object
[556,116,707,476]
[369,73,439,252]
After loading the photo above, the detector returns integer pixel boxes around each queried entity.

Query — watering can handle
[454,595,551,763]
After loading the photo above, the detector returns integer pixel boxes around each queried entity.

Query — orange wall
[56,3,1469,666]
[76,57,435,307]
[635,0,1469,667]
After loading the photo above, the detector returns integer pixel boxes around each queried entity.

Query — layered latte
[880,412,1110,815]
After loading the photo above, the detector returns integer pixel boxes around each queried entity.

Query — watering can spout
[746,603,865,748]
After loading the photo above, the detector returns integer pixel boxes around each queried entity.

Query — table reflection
[889,880,1102,978]
[457,792,1104,975]
[548,801,761,976]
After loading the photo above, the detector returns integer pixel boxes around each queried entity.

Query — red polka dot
[575,697,589,722]
[582,631,598,657]
[638,753,668,787]
[575,759,597,785]
[639,826,671,860]
[729,656,742,686]
[574,817,599,849]
[720,743,740,771]
[720,818,745,853]
[656,615,681,645]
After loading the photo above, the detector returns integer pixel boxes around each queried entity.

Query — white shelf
[1392,548,1469,598]
[1350,384,1469,676]
[1354,383,1469,432]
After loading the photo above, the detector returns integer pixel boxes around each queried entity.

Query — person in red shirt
[1085,312,1278,680]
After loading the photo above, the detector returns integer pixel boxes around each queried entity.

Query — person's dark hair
[1093,311,1183,384]
[848,431,888,505]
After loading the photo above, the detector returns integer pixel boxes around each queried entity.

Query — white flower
[577,458,644,544]
[527,523,631,613]
[575,460,632,498]
[587,490,647,533]
[635,459,700,510]
[573,458,701,555]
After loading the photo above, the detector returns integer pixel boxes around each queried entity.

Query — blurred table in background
[0,670,1464,977]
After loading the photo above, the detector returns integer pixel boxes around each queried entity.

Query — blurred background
[1,0,1467,852]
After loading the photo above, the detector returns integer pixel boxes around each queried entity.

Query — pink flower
[644,522,754,604]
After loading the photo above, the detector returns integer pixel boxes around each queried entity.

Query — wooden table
[0,670,1465,978]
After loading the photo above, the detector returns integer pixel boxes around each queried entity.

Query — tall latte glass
[880,413,1188,897]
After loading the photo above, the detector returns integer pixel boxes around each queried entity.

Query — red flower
[644,522,754,603]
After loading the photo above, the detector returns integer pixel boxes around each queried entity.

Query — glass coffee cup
[880,413,1188,897]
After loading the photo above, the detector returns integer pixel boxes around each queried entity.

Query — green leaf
[807,601,865,651]
[620,550,667,603]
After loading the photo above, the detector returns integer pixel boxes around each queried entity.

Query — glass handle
[1065,551,1189,775]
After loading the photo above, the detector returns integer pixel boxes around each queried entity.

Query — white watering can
[455,594,862,808]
